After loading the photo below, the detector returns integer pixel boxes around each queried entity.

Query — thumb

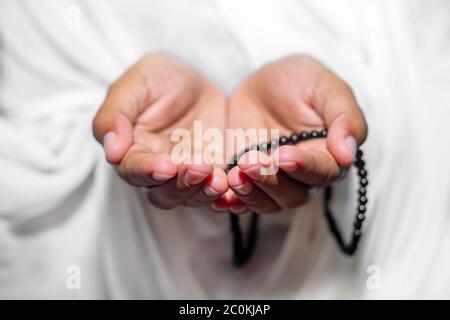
[92,63,151,164]
[92,109,134,165]
[313,74,368,167]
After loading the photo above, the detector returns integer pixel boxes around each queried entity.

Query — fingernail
[151,172,174,182]
[345,136,357,161]
[203,185,219,197]
[279,161,298,172]
[233,180,253,195]
[184,170,209,186]
[103,132,117,156]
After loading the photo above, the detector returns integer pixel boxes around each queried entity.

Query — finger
[227,166,281,214]
[92,61,153,164]
[236,151,312,209]
[276,144,341,187]
[183,168,228,207]
[146,163,213,210]
[211,189,249,214]
[312,73,368,167]
[118,149,177,187]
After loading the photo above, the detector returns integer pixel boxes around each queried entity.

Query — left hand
[224,55,368,214]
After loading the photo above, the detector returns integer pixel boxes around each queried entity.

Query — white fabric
[1,0,450,299]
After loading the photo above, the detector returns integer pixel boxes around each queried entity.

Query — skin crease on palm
[93,53,368,214]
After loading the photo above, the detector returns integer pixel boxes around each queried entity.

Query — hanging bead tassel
[226,129,368,267]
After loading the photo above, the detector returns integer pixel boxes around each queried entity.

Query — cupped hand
[93,53,228,210]
[225,55,368,214]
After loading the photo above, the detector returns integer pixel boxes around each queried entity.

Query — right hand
[93,53,228,210]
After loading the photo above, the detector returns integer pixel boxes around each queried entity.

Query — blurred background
[0,0,449,299]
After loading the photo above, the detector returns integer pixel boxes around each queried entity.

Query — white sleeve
[0,0,137,223]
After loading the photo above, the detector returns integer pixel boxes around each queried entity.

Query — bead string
[225,129,368,267]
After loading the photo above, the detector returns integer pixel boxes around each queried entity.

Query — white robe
[1,0,450,299]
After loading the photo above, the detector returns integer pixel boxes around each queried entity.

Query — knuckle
[117,157,132,181]
[318,171,334,187]
[117,166,133,185]
[348,111,368,143]
[327,168,341,184]
[357,118,369,142]
[92,113,100,130]
[91,112,104,141]
[118,164,145,187]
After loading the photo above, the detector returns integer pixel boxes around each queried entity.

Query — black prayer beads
[226,129,368,267]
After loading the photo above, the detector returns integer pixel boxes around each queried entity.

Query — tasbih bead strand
[229,212,259,267]
[226,129,368,267]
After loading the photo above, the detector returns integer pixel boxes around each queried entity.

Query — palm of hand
[96,54,228,211]
[222,56,359,213]
[125,55,226,165]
